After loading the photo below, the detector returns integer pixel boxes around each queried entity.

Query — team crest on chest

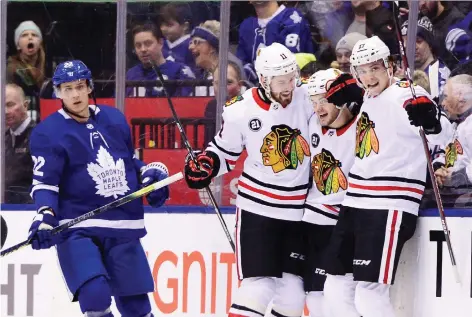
[87,146,130,199]
[312,149,347,195]
[445,139,463,168]
[356,112,379,159]
[260,124,310,173]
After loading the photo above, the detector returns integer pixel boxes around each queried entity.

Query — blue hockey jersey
[445,11,472,65]
[30,105,146,238]
[126,60,195,97]
[424,59,450,98]
[236,5,316,66]
[162,35,196,70]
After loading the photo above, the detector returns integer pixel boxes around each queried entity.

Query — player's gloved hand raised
[141,162,170,208]
[28,208,60,250]
[404,96,442,134]
[184,150,220,189]
[326,73,364,115]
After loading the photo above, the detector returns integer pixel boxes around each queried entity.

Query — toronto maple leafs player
[322,37,453,317]
[184,43,312,317]
[237,0,315,82]
[302,69,363,317]
[27,60,170,317]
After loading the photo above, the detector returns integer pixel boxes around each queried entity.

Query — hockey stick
[392,3,460,283]
[0,172,183,257]
[150,62,236,252]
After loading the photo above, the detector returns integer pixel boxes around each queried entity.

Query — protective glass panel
[4,0,117,204]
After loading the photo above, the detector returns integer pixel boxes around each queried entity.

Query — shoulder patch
[396,81,411,88]
[297,77,309,86]
[225,95,244,107]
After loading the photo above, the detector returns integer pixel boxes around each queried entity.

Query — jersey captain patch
[356,112,379,159]
[312,148,348,195]
[445,139,463,168]
[225,95,244,107]
[260,124,310,173]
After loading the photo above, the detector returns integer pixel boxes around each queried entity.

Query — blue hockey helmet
[52,60,93,88]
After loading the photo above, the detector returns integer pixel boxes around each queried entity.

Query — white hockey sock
[306,291,325,317]
[323,274,360,317]
[354,282,395,317]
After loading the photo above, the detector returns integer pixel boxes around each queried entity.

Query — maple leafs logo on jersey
[356,112,379,159]
[312,149,348,195]
[260,124,310,173]
[87,146,130,199]
[445,139,463,168]
[225,95,244,107]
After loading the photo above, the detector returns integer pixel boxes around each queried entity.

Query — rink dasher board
[1,208,472,317]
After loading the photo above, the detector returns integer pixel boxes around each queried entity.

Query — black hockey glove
[404,96,442,134]
[184,150,220,189]
[326,73,364,116]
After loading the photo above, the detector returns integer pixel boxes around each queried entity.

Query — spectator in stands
[7,21,45,123]
[295,53,319,77]
[335,32,367,73]
[413,70,432,94]
[236,0,315,82]
[203,61,244,147]
[365,1,398,56]
[189,20,246,96]
[4,83,35,204]
[451,60,472,77]
[299,1,353,50]
[402,16,450,100]
[346,0,367,35]
[435,74,472,188]
[418,0,464,69]
[127,23,195,97]
[159,3,196,71]
[445,11,472,65]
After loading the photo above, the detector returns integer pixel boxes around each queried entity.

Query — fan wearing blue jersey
[236,0,316,82]
[127,23,195,97]
[28,60,170,317]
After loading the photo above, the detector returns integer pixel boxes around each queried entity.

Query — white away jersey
[303,115,357,225]
[208,85,312,221]
[342,81,453,215]
[435,115,472,184]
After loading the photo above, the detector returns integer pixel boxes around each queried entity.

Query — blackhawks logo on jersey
[225,95,244,107]
[312,149,348,195]
[445,139,463,168]
[260,124,310,173]
[87,146,130,199]
[356,112,379,159]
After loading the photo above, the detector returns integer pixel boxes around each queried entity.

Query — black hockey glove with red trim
[326,73,364,116]
[404,96,442,134]
[184,150,220,189]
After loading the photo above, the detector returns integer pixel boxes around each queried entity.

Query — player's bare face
[17,31,41,57]
[442,81,462,116]
[311,95,338,127]
[134,31,162,65]
[60,80,92,116]
[270,72,296,107]
[356,61,390,97]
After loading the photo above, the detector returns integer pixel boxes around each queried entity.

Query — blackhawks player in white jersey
[302,69,363,317]
[322,36,453,317]
[184,43,312,317]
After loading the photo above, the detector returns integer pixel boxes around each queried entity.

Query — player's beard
[274,91,293,107]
